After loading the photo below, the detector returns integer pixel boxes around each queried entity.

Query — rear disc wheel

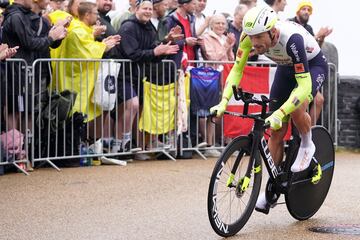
[285,126,335,220]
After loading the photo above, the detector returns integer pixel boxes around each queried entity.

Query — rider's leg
[268,123,288,166]
[309,92,324,125]
[256,123,288,214]
[291,99,311,134]
[255,67,295,214]
[290,99,316,172]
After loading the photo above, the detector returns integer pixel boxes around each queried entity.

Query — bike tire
[285,126,335,220]
[207,136,262,237]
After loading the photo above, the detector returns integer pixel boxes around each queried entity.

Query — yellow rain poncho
[49,14,106,121]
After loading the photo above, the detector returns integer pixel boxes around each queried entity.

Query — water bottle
[79,143,91,167]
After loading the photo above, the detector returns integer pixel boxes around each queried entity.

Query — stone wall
[337,76,360,148]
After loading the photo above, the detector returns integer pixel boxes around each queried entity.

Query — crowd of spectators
[0,0,334,170]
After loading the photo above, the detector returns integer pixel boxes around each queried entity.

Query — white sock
[300,131,312,148]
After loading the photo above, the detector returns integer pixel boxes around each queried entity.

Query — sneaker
[88,139,104,154]
[101,138,113,148]
[111,140,141,153]
[122,140,141,153]
[291,142,316,172]
[203,149,221,158]
[111,144,122,154]
[195,141,208,148]
[255,192,277,215]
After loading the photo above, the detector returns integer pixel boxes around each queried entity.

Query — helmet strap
[267,31,275,41]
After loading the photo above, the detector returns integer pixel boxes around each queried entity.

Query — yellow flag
[139,79,176,134]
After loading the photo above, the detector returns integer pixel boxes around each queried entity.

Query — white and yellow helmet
[242,6,278,36]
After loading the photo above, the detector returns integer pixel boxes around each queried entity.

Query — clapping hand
[103,35,121,52]
[226,32,236,47]
[167,26,184,42]
[0,44,18,60]
[49,24,67,41]
[154,42,179,56]
[316,26,333,42]
[55,15,73,28]
[93,20,107,37]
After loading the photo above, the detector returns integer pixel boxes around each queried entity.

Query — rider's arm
[221,34,252,101]
[278,34,313,116]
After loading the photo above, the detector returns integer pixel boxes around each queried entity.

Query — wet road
[0,151,359,240]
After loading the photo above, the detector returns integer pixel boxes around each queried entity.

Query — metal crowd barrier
[0,59,31,175]
[184,59,339,159]
[28,58,178,170]
[0,59,178,174]
[0,57,339,175]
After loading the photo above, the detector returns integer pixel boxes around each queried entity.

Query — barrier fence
[0,59,31,175]
[184,60,338,158]
[0,58,338,175]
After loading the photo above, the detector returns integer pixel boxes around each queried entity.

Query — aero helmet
[242,6,278,36]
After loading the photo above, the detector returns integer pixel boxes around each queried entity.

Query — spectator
[167,0,202,69]
[288,1,332,48]
[198,14,235,157]
[51,1,120,122]
[151,0,183,45]
[67,0,82,18]
[239,0,256,9]
[151,0,168,44]
[111,0,136,32]
[166,0,178,14]
[288,1,332,125]
[2,0,67,130]
[201,14,235,63]
[96,0,117,41]
[167,0,203,150]
[45,0,82,30]
[227,4,247,57]
[48,0,68,12]
[194,0,210,36]
[31,0,66,109]
[113,0,178,153]
[83,0,118,144]
[264,0,287,14]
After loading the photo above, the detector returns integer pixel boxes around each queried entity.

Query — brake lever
[263,121,271,129]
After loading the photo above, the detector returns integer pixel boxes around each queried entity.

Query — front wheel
[207,136,262,237]
[285,126,335,220]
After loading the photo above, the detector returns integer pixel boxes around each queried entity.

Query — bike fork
[226,134,260,191]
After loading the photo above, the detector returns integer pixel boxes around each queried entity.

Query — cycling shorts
[269,52,328,112]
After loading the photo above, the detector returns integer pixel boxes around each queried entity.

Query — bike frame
[225,87,282,184]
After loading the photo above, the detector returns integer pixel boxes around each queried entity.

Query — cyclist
[210,6,328,214]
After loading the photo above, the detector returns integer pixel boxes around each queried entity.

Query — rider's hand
[265,109,285,130]
[210,98,228,117]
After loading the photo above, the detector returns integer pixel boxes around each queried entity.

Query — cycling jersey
[223,20,327,118]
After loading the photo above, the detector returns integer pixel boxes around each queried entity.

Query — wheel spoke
[208,138,262,237]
